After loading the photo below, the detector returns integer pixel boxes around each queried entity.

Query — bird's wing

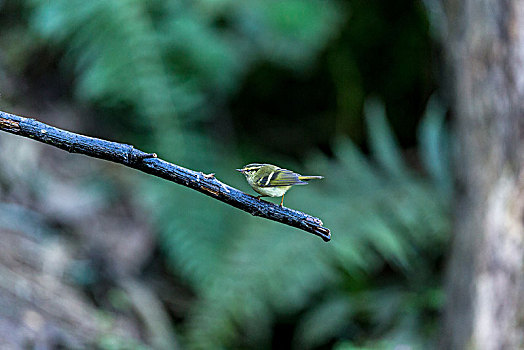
[256,168,307,187]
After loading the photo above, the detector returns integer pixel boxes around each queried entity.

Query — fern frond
[182,100,450,348]
[365,99,408,178]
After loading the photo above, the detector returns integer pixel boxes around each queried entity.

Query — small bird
[236,163,323,207]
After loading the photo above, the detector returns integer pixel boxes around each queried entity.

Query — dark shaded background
[0,0,449,349]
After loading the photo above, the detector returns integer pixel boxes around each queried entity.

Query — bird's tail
[298,175,324,181]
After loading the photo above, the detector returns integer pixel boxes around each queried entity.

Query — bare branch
[0,111,331,242]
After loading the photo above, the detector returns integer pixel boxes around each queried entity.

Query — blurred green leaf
[365,99,407,178]
[294,294,354,349]
[418,96,451,193]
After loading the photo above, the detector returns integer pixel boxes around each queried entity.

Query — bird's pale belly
[254,186,291,197]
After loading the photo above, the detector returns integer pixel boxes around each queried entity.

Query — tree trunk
[441,1,524,349]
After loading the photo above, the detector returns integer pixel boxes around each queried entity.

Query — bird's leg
[280,195,285,207]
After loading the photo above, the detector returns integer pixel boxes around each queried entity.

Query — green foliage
[26,0,343,120]
[98,335,150,350]
[24,0,345,280]
[177,100,450,349]
[14,0,447,348]
[28,0,178,124]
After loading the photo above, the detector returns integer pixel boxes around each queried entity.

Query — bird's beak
[236,168,244,173]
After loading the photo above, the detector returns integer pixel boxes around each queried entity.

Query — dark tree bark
[441,1,524,349]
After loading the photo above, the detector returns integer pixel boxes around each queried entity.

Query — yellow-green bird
[236,163,323,207]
